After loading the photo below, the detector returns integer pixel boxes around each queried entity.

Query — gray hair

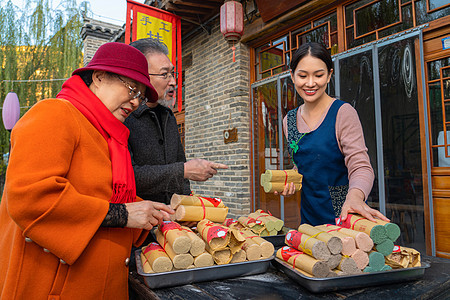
[129,38,169,56]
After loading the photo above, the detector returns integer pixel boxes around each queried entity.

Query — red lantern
[220,0,244,62]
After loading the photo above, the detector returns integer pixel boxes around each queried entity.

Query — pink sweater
[283,101,374,200]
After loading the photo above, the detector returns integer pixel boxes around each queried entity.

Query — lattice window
[427,0,450,12]
[253,0,450,82]
[428,58,450,167]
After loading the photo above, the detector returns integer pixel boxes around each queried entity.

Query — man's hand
[184,159,228,181]
[340,188,390,223]
[125,201,175,230]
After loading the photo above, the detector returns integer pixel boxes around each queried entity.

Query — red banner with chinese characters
[125,0,182,112]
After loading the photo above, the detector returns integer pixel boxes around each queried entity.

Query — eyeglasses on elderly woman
[114,74,148,105]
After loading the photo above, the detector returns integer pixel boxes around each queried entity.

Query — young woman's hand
[340,188,389,222]
[274,182,296,196]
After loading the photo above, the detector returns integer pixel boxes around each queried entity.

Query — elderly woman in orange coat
[0,42,174,299]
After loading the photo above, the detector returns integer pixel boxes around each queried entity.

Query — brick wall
[182,21,252,219]
[82,36,109,66]
[80,17,123,66]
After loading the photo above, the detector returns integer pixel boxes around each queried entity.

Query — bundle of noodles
[179,226,214,268]
[180,226,205,257]
[238,216,266,235]
[140,242,173,273]
[158,221,191,254]
[260,169,302,193]
[318,224,374,253]
[197,219,245,265]
[247,209,284,236]
[240,229,274,259]
[276,246,330,277]
[223,218,244,230]
[285,230,331,261]
[338,214,397,256]
[155,229,194,269]
[363,251,392,273]
[297,224,342,255]
[316,224,357,256]
[170,194,229,223]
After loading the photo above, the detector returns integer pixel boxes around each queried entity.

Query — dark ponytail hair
[290,42,333,73]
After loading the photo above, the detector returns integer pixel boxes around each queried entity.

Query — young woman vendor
[278,42,389,226]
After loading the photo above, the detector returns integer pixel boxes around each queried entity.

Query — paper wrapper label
[160,221,182,233]
[224,218,238,227]
[280,245,303,261]
[200,196,222,207]
[143,242,164,254]
[247,217,263,225]
[285,230,304,250]
[207,226,229,243]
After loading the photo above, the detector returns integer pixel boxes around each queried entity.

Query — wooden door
[424,20,450,258]
[252,76,302,229]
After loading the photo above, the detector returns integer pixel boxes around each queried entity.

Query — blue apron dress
[287,100,349,226]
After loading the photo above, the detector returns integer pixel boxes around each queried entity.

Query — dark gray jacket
[124,103,190,204]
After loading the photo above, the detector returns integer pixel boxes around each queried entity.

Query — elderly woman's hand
[340,188,389,223]
[273,182,296,197]
[125,201,175,230]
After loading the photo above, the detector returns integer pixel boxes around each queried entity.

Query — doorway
[251,29,429,253]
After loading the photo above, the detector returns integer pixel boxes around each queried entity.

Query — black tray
[272,257,429,293]
[261,227,291,248]
[136,249,274,289]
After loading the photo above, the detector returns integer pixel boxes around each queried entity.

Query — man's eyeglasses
[115,75,148,105]
[148,71,178,80]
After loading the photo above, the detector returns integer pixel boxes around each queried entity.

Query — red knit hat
[73,42,158,102]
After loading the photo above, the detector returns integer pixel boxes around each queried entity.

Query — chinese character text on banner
[125,0,182,112]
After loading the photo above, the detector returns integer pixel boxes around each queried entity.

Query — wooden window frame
[427,0,450,13]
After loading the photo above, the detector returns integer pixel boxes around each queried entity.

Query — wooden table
[129,255,450,299]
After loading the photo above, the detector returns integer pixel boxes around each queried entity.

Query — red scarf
[57,75,136,204]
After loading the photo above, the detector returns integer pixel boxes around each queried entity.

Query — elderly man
[125,38,227,205]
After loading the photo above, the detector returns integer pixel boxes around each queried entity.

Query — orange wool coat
[0,99,148,299]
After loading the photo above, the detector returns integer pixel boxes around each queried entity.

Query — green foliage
[0,0,86,193]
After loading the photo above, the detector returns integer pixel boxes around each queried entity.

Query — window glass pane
[445,79,450,99]
[428,58,450,81]
[328,71,336,98]
[280,76,302,229]
[346,0,371,26]
[428,59,450,165]
[415,0,450,24]
[253,81,281,217]
[292,23,312,36]
[347,27,376,49]
[261,72,271,79]
[272,36,287,47]
[378,37,425,253]
[260,43,285,73]
[338,50,378,207]
[444,68,450,79]
[355,0,400,37]
[378,4,414,38]
[273,66,287,75]
[429,0,450,10]
[314,12,338,32]
[429,81,443,147]
[297,23,329,47]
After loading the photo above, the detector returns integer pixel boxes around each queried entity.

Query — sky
[9,0,146,26]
